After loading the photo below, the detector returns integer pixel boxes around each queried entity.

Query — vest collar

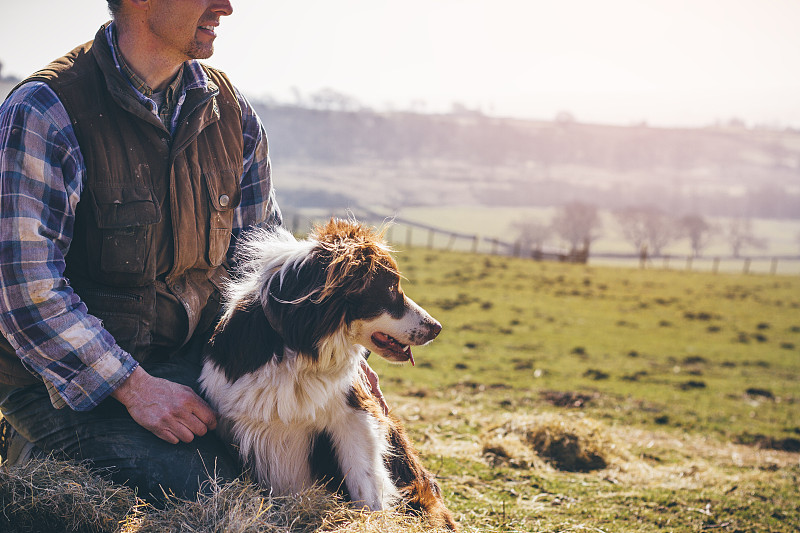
[91,22,221,136]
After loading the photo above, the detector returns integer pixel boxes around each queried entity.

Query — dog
[199,218,457,530]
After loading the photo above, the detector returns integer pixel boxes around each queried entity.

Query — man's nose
[212,1,233,17]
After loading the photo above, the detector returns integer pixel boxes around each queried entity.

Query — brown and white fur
[199,219,457,530]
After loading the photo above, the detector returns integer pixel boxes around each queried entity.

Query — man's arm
[228,88,283,260]
[0,82,140,410]
[0,82,216,442]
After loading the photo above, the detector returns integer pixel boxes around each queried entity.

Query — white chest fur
[199,345,398,510]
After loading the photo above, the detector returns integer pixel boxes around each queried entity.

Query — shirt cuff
[45,347,139,411]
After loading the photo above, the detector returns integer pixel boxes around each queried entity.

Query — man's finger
[171,423,196,443]
[179,411,209,437]
[157,428,180,445]
[188,398,218,431]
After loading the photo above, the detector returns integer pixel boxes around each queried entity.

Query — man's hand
[360,359,389,416]
[111,366,217,444]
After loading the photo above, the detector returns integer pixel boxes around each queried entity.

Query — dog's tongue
[405,346,415,366]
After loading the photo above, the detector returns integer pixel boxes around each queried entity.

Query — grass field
[1,246,798,532]
[367,246,800,532]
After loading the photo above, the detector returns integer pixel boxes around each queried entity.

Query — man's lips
[198,23,218,36]
[370,332,415,366]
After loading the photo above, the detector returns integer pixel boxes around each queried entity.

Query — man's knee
[109,435,240,503]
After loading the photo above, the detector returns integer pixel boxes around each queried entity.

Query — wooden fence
[288,212,800,275]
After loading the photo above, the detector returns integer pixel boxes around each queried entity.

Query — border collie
[199,219,457,530]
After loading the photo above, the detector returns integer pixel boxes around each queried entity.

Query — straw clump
[0,455,141,533]
[0,456,452,533]
[482,413,622,472]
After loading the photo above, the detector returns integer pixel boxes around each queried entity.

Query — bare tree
[724,218,767,258]
[511,217,551,253]
[308,88,363,112]
[614,207,649,252]
[614,206,676,256]
[679,214,714,257]
[552,202,601,253]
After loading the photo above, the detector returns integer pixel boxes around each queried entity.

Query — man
[0,0,385,501]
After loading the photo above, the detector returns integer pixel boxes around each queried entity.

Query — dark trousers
[0,334,240,503]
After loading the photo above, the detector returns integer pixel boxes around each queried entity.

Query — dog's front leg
[248,423,315,495]
[327,410,397,511]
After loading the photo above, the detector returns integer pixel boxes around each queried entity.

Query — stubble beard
[187,39,214,60]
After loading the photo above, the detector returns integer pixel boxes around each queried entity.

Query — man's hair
[107,0,122,16]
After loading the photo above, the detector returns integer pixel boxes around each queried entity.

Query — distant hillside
[3,76,797,219]
[255,103,800,219]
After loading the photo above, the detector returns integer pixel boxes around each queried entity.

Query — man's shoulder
[2,82,65,121]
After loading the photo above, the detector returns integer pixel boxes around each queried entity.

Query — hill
[255,102,800,219]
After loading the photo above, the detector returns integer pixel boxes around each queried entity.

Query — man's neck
[115,25,184,92]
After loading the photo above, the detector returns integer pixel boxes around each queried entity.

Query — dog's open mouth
[371,332,415,365]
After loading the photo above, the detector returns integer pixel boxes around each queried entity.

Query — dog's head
[253,218,441,364]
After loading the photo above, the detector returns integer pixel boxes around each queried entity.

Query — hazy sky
[2,0,798,127]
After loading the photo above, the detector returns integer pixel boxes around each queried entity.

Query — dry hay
[481,413,624,472]
[0,456,452,533]
[0,455,141,533]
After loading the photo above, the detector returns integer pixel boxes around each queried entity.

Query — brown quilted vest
[0,23,243,384]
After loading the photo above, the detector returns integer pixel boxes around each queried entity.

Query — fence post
[427,229,434,249]
[712,257,720,274]
[447,233,457,251]
[663,255,670,270]
[491,238,498,255]
[406,226,412,248]
[743,258,751,274]
[771,258,778,275]
[686,256,693,271]
[471,235,479,254]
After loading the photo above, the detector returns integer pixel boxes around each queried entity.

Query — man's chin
[187,43,214,60]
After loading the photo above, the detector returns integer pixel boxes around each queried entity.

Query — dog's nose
[429,320,442,339]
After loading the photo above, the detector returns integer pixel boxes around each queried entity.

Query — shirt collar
[104,22,211,99]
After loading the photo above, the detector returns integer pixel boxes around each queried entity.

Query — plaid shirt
[0,23,281,411]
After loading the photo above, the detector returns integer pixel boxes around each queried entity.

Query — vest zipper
[77,288,143,302]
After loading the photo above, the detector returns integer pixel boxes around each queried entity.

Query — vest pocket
[75,286,150,360]
[89,187,161,276]
[203,169,241,267]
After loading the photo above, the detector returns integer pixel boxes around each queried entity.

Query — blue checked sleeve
[0,82,139,411]
[228,88,283,261]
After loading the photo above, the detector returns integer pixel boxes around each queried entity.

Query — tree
[551,202,601,253]
[679,214,714,257]
[614,206,677,256]
[511,217,551,252]
[724,218,767,258]
[308,88,363,112]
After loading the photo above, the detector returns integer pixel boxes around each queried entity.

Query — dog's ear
[264,254,347,359]
[207,297,285,382]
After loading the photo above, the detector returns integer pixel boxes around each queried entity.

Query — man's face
[146,0,233,61]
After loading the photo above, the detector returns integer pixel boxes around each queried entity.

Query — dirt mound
[482,413,621,472]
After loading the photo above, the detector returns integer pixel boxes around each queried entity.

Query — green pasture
[370,247,800,532]
[2,244,798,532]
